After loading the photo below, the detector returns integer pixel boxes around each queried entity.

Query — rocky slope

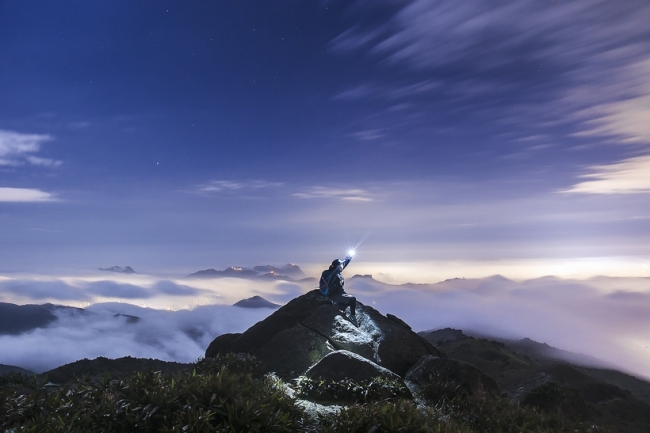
[420,328,650,433]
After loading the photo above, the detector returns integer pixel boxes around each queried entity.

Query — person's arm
[341,254,352,270]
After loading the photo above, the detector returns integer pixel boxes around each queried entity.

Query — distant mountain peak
[185,264,304,280]
[351,274,375,280]
[252,264,306,278]
[99,266,136,274]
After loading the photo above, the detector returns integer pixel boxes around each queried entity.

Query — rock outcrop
[306,350,401,382]
[205,290,445,379]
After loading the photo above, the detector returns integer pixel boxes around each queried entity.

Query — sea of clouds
[1,273,649,379]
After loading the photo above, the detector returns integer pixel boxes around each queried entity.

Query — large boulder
[406,355,499,396]
[255,325,334,378]
[301,305,376,361]
[205,290,445,379]
[305,350,400,382]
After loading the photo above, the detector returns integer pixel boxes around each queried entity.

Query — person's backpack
[319,270,332,295]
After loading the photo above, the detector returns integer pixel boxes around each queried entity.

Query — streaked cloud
[198,180,283,193]
[568,57,650,145]
[330,1,650,145]
[0,130,61,167]
[333,1,650,74]
[333,80,439,101]
[333,83,378,101]
[563,155,650,194]
[293,186,375,202]
[348,129,385,141]
[0,187,56,202]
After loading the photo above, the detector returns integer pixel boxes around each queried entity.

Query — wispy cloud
[293,186,375,202]
[197,180,283,193]
[334,1,650,74]
[333,83,379,101]
[570,60,650,145]
[333,80,439,101]
[0,187,56,202]
[0,130,61,167]
[563,155,650,194]
[348,129,385,141]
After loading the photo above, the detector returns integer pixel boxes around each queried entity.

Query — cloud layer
[0,302,273,373]
[1,274,650,379]
[347,275,650,378]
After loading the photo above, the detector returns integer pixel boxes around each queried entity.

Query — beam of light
[345,229,373,260]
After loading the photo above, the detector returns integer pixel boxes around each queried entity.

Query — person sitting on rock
[320,254,358,326]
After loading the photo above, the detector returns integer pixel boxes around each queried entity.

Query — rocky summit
[205,289,449,380]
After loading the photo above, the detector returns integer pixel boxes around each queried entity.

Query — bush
[1,355,304,433]
[420,380,606,433]
[293,376,411,404]
[316,399,446,433]
[0,356,609,433]
[0,372,38,390]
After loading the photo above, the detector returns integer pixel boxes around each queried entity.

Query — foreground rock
[205,289,445,379]
[306,350,401,382]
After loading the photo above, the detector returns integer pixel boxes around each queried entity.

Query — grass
[1,354,610,433]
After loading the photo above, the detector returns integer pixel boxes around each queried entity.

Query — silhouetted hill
[0,302,84,335]
[40,356,190,384]
[0,303,57,335]
[420,328,650,433]
[0,364,35,376]
[232,296,280,309]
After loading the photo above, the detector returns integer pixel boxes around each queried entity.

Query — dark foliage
[1,354,611,433]
[1,354,304,433]
[293,375,411,404]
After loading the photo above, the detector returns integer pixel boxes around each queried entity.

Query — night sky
[1,0,649,278]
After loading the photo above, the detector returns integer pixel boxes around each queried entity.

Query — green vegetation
[1,355,303,433]
[293,375,411,404]
[1,355,609,432]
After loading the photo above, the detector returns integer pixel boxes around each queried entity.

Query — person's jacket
[326,255,352,296]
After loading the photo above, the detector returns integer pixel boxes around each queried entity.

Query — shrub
[420,380,606,433]
[316,399,448,433]
[1,355,304,433]
[293,376,411,404]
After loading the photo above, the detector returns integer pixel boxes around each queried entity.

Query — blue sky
[1,0,649,278]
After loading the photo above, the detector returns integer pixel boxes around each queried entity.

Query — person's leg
[347,295,356,316]
[330,293,351,311]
